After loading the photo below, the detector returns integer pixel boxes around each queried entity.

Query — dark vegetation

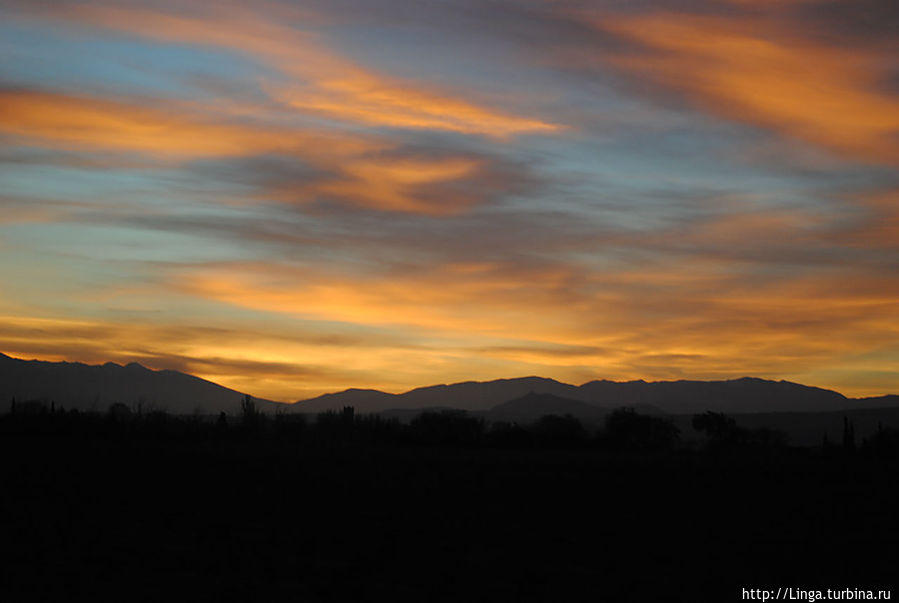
[2,399,898,601]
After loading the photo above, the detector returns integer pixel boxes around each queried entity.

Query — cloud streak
[0,87,531,215]
[590,6,899,164]
[40,2,560,138]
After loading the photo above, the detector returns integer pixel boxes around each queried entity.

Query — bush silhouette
[241,394,260,432]
[603,408,678,450]
[693,411,745,450]
[531,414,588,448]
[693,411,786,452]
[409,410,482,446]
[486,421,533,448]
[863,424,899,458]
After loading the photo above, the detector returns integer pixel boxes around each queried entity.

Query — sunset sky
[1,0,897,401]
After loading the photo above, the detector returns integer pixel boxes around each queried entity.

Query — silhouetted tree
[863,425,899,458]
[315,410,342,429]
[216,411,228,432]
[603,408,678,451]
[532,414,588,448]
[486,421,533,449]
[241,394,259,431]
[693,411,738,438]
[693,411,745,450]
[410,410,483,446]
[693,411,785,452]
[842,416,855,452]
[342,406,355,427]
[745,427,786,449]
[107,403,132,427]
[352,413,403,445]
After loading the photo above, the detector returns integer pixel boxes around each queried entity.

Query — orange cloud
[842,189,899,250]
[0,89,378,160]
[0,201,63,225]
[47,3,559,138]
[3,5,556,216]
[0,312,442,401]
[4,239,899,399]
[596,12,899,164]
[311,157,482,215]
[276,79,559,138]
[178,261,583,338]
[163,254,899,398]
[0,88,507,214]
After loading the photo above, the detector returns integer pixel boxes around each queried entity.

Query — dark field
[1,414,897,602]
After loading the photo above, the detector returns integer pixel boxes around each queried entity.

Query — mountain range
[294,375,899,416]
[0,352,277,415]
[3,352,898,421]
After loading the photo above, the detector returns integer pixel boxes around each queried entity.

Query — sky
[1,0,897,401]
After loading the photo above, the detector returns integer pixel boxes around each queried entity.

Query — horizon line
[3,351,895,403]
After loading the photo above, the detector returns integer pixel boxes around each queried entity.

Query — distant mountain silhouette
[4,351,896,420]
[854,394,899,408]
[297,376,580,413]
[577,377,853,414]
[295,375,896,416]
[486,392,610,424]
[294,387,397,413]
[0,352,278,415]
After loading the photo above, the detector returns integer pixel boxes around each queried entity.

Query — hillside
[296,377,577,413]
[0,353,280,415]
[486,392,609,425]
[293,375,879,416]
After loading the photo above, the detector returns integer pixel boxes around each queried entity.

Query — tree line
[5,395,899,456]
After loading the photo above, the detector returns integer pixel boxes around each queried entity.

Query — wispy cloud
[0,88,379,160]
[0,87,528,215]
[590,6,899,164]
[37,2,560,138]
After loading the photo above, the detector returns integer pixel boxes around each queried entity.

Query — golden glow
[314,158,481,214]
[150,256,899,398]
[599,13,899,164]
[280,79,559,137]
[0,89,380,160]
[178,262,580,337]
[0,89,504,214]
[3,239,898,400]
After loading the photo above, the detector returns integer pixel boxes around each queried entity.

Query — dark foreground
[1,416,897,602]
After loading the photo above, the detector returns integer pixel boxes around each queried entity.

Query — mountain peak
[0,353,279,414]
[295,375,870,415]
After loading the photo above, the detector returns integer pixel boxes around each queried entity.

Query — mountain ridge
[294,375,896,415]
[0,353,279,415]
[3,352,897,418]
